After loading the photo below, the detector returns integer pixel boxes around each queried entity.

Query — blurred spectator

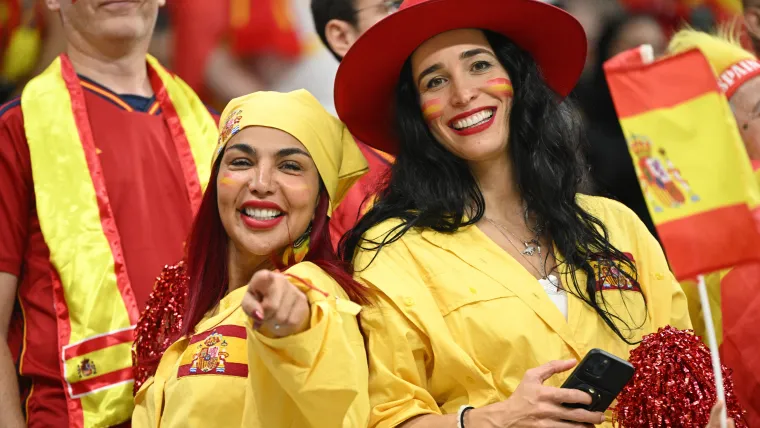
[310,0,396,246]
[169,0,339,113]
[576,13,667,240]
[564,0,623,80]
[744,0,760,53]
[619,0,742,33]
[312,0,400,60]
[0,0,65,103]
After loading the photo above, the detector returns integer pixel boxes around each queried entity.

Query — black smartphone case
[561,348,635,411]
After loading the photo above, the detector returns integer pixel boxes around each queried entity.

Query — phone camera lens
[584,356,610,378]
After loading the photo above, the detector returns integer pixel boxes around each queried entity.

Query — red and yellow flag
[604,47,760,280]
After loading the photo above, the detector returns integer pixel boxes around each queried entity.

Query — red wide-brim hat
[334,0,587,155]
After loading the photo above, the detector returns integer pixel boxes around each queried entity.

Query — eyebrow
[416,48,497,86]
[277,147,311,158]
[417,63,442,87]
[226,143,255,156]
[460,48,494,60]
[225,144,311,159]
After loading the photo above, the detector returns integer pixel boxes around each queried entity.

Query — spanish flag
[603,46,760,281]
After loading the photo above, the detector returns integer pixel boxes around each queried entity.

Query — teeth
[243,208,282,220]
[452,109,494,130]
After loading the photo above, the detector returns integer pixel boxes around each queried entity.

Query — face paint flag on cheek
[483,78,514,98]
[219,173,237,186]
[421,98,443,122]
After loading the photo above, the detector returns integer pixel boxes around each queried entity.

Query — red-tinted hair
[179,159,369,338]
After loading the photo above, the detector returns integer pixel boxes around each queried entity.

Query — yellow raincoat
[132,262,369,427]
[355,195,692,427]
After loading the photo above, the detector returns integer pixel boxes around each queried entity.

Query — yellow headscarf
[668,28,760,98]
[213,89,368,214]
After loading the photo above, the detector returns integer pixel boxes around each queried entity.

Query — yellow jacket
[354,196,692,428]
[132,262,370,427]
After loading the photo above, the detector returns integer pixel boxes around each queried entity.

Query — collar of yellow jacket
[668,29,760,98]
[213,89,368,213]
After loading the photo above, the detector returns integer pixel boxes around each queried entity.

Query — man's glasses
[354,0,403,17]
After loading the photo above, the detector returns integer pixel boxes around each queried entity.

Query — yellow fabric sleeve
[131,376,155,427]
[355,237,441,428]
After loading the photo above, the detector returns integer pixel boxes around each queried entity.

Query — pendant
[522,239,541,256]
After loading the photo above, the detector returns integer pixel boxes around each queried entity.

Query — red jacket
[329,141,393,248]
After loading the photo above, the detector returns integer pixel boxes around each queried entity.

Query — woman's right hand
[241,270,311,338]
[468,360,607,427]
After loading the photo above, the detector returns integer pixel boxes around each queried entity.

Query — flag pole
[696,274,727,428]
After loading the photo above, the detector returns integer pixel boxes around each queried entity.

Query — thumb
[528,359,578,384]
[707,400,726,428]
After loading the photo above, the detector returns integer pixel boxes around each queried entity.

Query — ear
[46,0,62,12]
[745,7,760,41]
[324,19,359,59]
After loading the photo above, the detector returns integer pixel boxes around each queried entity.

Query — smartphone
[560,348,634,412]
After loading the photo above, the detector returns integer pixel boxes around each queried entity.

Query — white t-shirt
[539,275,569,320]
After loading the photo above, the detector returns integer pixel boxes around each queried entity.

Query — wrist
[465,406,499,427]
[458,405,474,428]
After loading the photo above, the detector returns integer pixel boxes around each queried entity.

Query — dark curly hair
[340,30,646,343]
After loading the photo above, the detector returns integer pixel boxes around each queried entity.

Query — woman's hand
[706,401,735,428]
[241,270,310,338]
[468,360,607,427]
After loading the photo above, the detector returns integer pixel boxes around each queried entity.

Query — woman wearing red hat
[334,0,693,426]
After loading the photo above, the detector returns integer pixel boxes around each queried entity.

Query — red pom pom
[613,326,747,427]
[132,261,189,394]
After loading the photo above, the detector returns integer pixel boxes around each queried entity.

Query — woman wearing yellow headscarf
[131,89,370,427]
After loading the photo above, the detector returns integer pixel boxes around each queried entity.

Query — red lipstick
[239,200,285,230]
[447,107,496,136]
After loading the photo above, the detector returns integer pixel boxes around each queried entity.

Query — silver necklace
[485,216,542,259]
[485,217,562,293]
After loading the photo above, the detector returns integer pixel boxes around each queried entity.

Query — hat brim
[334,0,587,155]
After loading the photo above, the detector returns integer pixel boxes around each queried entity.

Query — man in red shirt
[310,0,397,246]
[0,0,218,426]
